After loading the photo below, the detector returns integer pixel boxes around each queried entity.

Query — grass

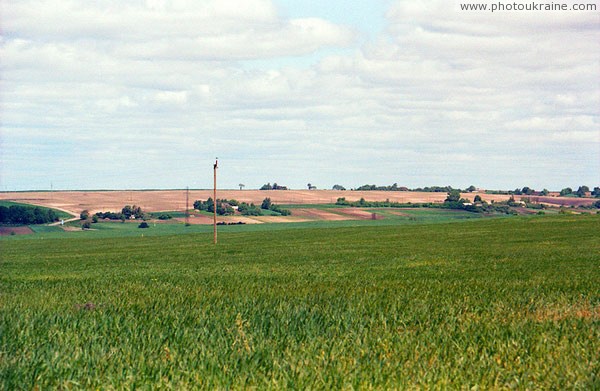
[1,208,488,240]
[1,215,599,389]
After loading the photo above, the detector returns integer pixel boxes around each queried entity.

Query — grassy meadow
[1,215,599,389]
[2,207,485,240]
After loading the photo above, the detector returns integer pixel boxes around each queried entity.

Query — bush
[138,222,149,229]
[261,198,272,210]
[82,221,91,230]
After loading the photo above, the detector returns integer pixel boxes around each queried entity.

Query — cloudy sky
[1,0,599,191]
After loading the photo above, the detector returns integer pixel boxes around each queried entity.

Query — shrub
[261,198,272,210]
[138,222,149,229]
[82,221,91,230]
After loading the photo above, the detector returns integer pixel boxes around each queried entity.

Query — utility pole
[213,158,218,244]
[185,186,189,226]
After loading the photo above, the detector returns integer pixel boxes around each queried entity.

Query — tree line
[260,183,288,190]
[335,184,599,197]
[0,205,59,225]
[345,184,478,192]
[87,205,145,222]
[194,198,291,216]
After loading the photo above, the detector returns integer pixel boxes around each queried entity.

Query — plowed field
[0,190,516,216]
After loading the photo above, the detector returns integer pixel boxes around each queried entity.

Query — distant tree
[261,197,272,210]
[138,222,149,228]
[332,184,346,191]
[541,189,549,196]
[33,208,48,224]
[239,184,245,191]
[336,197,350,205]
[521,187,534,195]
[82,221,91,230]
[559,188,573,196]
[92,215,99,223]
[272,183,288,190]
[122,205,143,219]
[80,210,90,220]
[216,202,235,216]
[592,187,600,197]
[205,198,215,213]
[445,190,461,203]
[474,195,483,203]
[466,185,477,192]
[238,202,263,216]
[0,206,8,223]
[260,183,272,190]
[576,186,590,197]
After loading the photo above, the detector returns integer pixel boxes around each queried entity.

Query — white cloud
[1,0,598,191]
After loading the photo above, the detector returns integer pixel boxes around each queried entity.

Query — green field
[1,215,599,389]
[2,207,487,241]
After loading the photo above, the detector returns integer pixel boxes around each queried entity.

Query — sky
[1,0,599,191]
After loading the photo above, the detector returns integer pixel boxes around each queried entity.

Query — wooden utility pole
[185,186,189,226]
[213,158,218,244]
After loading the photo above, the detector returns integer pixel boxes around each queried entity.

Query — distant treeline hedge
[194,198,291,217]
[336,194,518,215]
[0,205,59,225]
[353,184,477,193]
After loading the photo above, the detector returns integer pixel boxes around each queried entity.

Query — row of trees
[0,205,59,225]
[260,183,288,190]
[83,205,146,224]
[193,198,235,216]
[257,183,599,197]
[260,198,292,216]
[559,186,600,198]
[335,192,521,215]
[193,197,291,216]
[350,184,479,193]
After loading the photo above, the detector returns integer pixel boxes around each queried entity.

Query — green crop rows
[1,215,599,389]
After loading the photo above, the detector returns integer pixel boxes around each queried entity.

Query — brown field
[337,208,385,220]
[291,208,352,221]
[0,190,595,225]
[0,190,517,216]
[525,195,597,207]
[0,226,34,236]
